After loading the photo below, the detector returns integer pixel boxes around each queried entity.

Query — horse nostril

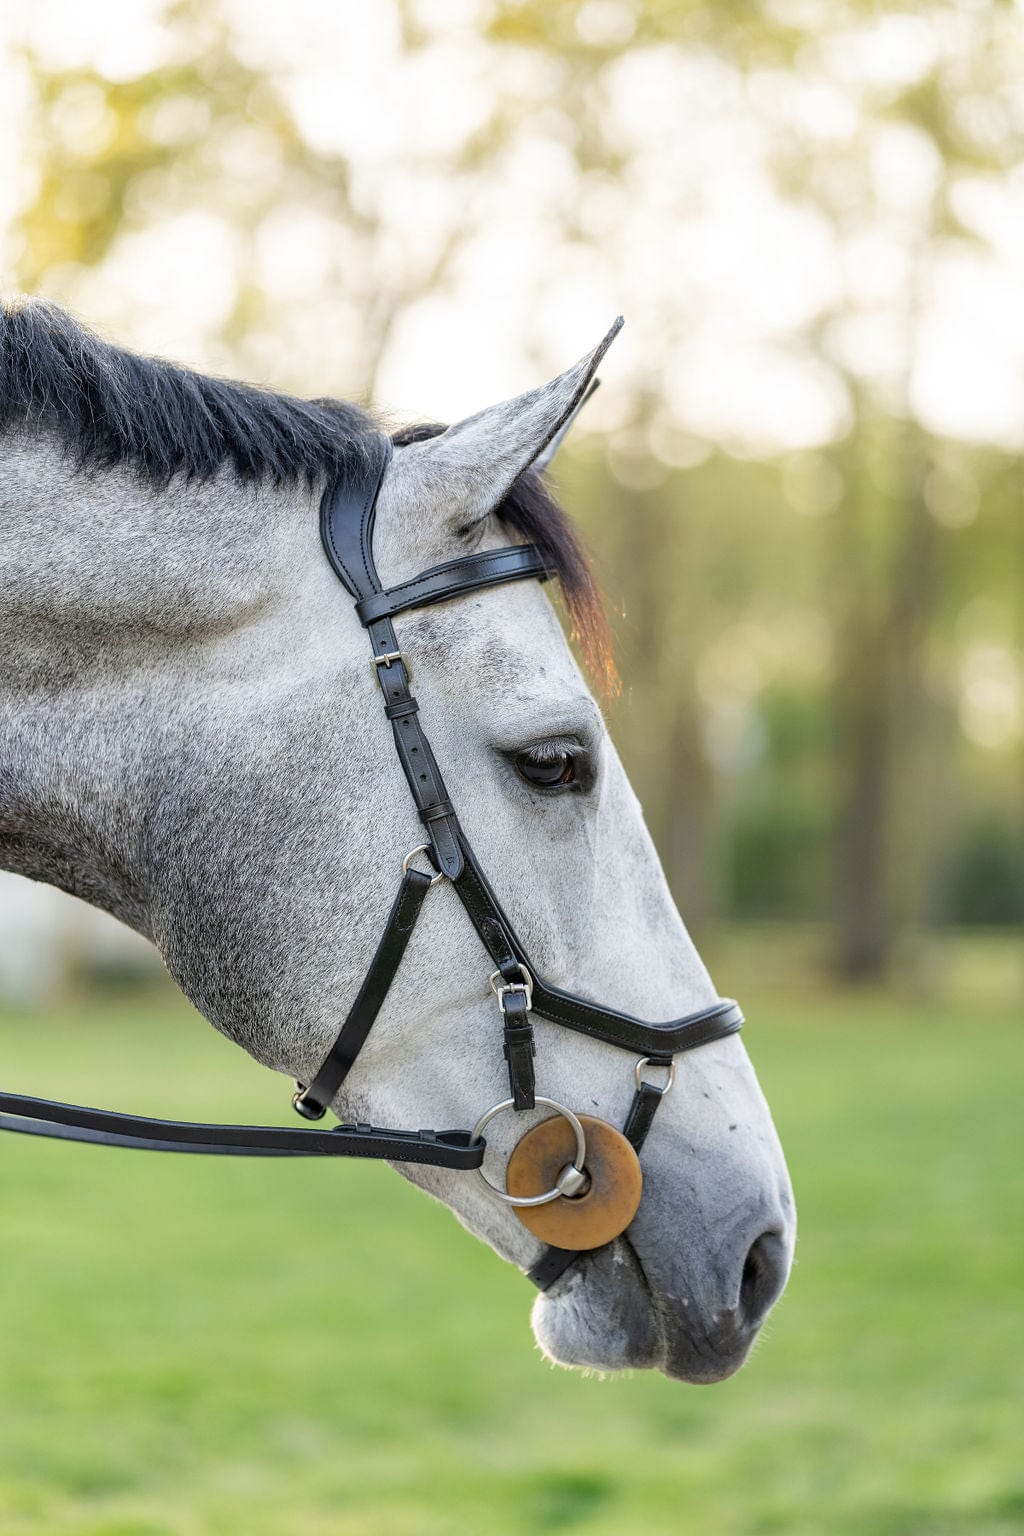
[738,1230,788,1330]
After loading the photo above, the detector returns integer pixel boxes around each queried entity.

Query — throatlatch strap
[293,866,433,1119]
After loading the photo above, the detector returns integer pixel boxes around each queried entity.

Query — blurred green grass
[0,932,1021,1536]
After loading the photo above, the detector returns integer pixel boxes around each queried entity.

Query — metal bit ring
[470,1097,587,1207]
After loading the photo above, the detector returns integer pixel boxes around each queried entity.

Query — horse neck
[0,429,315,932]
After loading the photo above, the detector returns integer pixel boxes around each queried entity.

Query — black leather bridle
[0,436,743,1290]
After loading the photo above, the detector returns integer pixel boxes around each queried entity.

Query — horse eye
[516,749,577,789]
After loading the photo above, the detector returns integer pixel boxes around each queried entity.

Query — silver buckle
[371,651,411,685]
[488,964,534,1012]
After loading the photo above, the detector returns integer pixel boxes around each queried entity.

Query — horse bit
[0,434,743,1290]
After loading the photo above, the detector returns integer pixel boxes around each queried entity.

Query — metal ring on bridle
[470,1097,587,1207]
[401,843,445,885]
[635,1056,676,1094]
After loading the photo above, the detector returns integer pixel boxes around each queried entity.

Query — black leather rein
[0,1093,482,1167]
[1,434,743,1289]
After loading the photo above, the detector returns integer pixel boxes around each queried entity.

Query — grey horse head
[0,299,795,1381]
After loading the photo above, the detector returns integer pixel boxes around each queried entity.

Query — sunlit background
[1,0,1022,995]
[0,5,1021,1535]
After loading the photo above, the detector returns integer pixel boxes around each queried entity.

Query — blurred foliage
[946,817,1024,927]
[3,0,1022,983]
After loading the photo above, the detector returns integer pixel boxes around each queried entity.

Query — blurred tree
[946,817,1024,927]
[9,0,510,397]
[5,0,1022,985]
[485,0,1024,978]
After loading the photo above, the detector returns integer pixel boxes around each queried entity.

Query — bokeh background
[0,4,1020,1534]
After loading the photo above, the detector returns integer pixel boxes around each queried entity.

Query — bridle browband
[0,433,743,1291]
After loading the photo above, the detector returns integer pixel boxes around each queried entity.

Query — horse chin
[529,1240,661,1374]
[529,1241,757,1384]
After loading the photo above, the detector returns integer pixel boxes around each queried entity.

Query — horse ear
[531,376,601,475]
[384,317,622,531]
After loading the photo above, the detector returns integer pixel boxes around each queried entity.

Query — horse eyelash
[521,738,587,763]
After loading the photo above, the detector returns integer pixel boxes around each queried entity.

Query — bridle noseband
[0,435,743,1291]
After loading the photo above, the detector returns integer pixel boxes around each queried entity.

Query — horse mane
[0,297,611,684]
[0,297,380,488]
